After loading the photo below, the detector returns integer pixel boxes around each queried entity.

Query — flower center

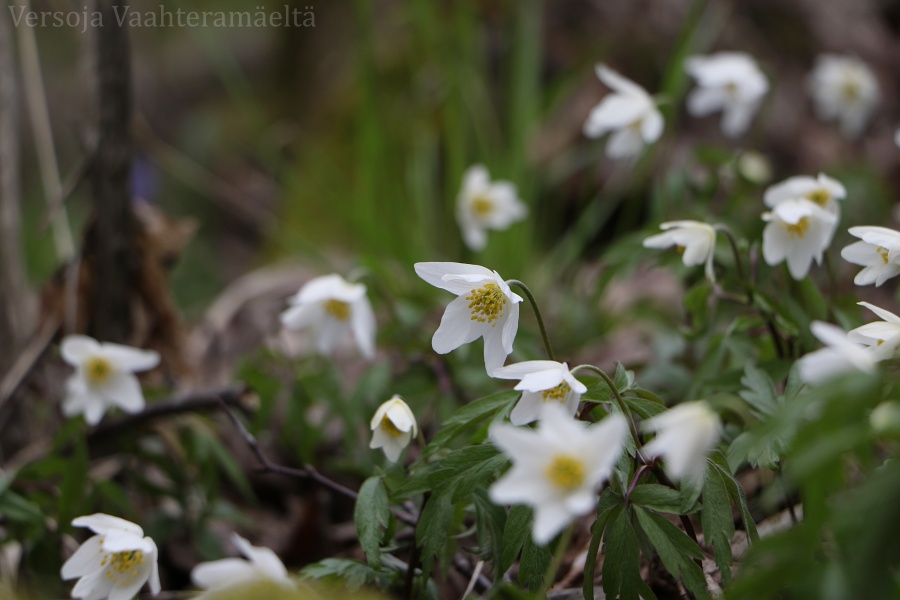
[324,299,350,321]
[380,414,404,438]
[724,81,739,97]
[541,382,571,404]
[545,454,585,491]
[101,550,144,587]
[841,78,861,102]
[471,195,494,217]
[805,189,830,206]
[84,357,114,386]
[784,217,810,238]
[466,283,506,326]
[878,246,890,265]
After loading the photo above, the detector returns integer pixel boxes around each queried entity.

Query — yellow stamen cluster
[466,283,506,326]
[541,382,571,404]
[84,357,114,386]
[878,246,890,265]
[380,414,404,438]
[841,79,861,102]
[545,454,585,490]
[471,195,494,217]
[785,217,810,238]
[324,299,351,321]
[101,550,144,587]
[805,189,830,206]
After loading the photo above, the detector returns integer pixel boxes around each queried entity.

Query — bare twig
[461,559,486,599]
[0,316,60,410]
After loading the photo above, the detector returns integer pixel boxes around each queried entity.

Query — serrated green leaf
[584,490,624,600]
[500,505,532,575]
[424,444,506,502]
[602,507,642,600]
[701,464,735,585]
[634,506,710,600]
[416,492,454,577]
[615,362,636,393]
[301,557,383,590]
[473,488,506,561]
[520,534,552,593]
[623,392,668,419]
[355,476,390,569]
[630,484,690,514]
[708,452,758,543]
[582,376,614,403]
[740,364,778,418]
[425,391,518,455]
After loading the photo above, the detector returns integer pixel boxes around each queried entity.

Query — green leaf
[473,488,506,561]
[500,505,532,575]
[623,391,668,419]
[582,376,614,403]
[0,489,43,525]
[416,492,455,577]
[425,444,507,502]
[602,507,643,600]
[584,490,624,600]
[630,484,691,514]
[519,534,552,593]
[615,362,636,393]
[739,364,778,418]
[701,464,735,585]
[355,477,390,569]
[425,391,518,455]
[301,558,383,590]
[634,506,710,600]
[708,452,758,543]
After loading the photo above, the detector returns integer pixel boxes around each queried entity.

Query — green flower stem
[542,524,573,595]
[572,364,645,463]
[506,279,555,361]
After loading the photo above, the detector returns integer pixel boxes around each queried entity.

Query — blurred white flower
[807,54,879,138]
[684,52,768,137]
[895,128,900,148]
[761,198,837,280]
[369,396,417,462]
[848,301,900,360]
[737,151,773,185]
[642,401,721,487]
[414,262,522,373]
[191,533,292,596]
[489,404,627,545]
[61,335,160,426]
[492,360,587,426]
[764,172,845,248]
[798,321,877,384]
[642,220,717,282]
[280,274,376,360]
[456,165,527,252]
[840,226,900,287]
[583,64,664,159]
[61,513,160,600]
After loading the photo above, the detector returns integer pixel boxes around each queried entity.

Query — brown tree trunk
[89,0,135,343]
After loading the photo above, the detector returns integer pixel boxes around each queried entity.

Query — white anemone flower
[414,262,522,373]
[807,54,879,138]
[280,274,376,360]
[764,172,845,248]
[456,165,527,252]
[684,52,769,137]
[642,401,721,487]
[369,396,417,462]
[61,513,160,600]
[847,302,900,361]
[191,533,292,596]
[761,198,837,280]
[582,64,664,159]
[841,226,900,287]
[488,404,627,545]
[61,335,160,426]
[492,361,587,426]
[798,321,877,384]
[642,220,717,282]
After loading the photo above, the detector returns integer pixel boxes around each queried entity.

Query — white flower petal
[279,303,320,331]
[61,535,104,580]
[532,502,575,546]
[605,127,645,159]
[99,344,160,373]
[509,393,544,426]
[102,373,146,414]
[414,262,495,295]
[72,514,144,537]
[858,301,900,324]
[515,369,565,392]
[431,295,482,354]
[233,534,288,581]
[61,335,101,366]
[350,296,377,360]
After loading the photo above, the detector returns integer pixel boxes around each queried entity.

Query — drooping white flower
[761,198,837,280]
[807,54,879,138]
[847,302,900,361]
[492,361,587,426]
[684,52,769,137]
[61,514,160,600]
[280,274,376,360]
[798,321,877,384]
[642,401,721,487]
[191,533,292,597]
[369,396,417,462]
[488,404,627,545]
[60,335,160,426]
[764,172,845,248]
[642,220,717,282]
[582,64,664,159]
[840,226,900,287]
[414,262,522,373]
[456,165,527,252]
